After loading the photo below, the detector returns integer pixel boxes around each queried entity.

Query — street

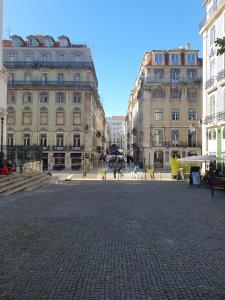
[0,181,225,299]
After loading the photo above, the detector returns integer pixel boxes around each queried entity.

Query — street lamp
[0,112,5,160]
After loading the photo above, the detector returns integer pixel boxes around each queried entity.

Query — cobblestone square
[1,181,225,299]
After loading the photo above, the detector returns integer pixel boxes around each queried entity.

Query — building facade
[3,34,106,170]
[0,0,7,149]
[200,0,225,167]
[127,46,202,169]
[106,116,127,154]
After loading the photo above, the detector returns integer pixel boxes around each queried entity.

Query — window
[56,110,65,125]
[7,134,14,146]
[74,73,80,81]
[41,52,50,62]
[23,93,32,104]
[9,53,16,62]
[23,134,31,146]
[58,54,65,62]
[73,109,81,125]
[154,69,164,80]
[188,129,196,146]
[171,54,180,64]
[171,87,181,100]
[40,73,48,85]
[73,134,80,147]
[40,93,48,104]
[7,92,16,104]
[57,73,64,83]
[56,134,64,146]
[155,53,163,63]
[23,110,32,125]
[7,108,15,125]
[208,95,215,115]
[187,88,197,100]
[172,108,180,121]
[210,59,215,78]
[24,73,31,84]
[40,134,47,147]
[25,54,32,63]
[187,69,197,81]
[86,72,91,81]
[155,129,163,146]
[56,93,65,104]
[40,110,48,125]
[210,26,216,46]
[171,69,180,81]
[73,93,81,103]
[28,38,38,47]
[9,73,15,82]
[208,129,216,140]
[171,129,179,146]
[188,108,196,121]
[155,108,163,121]
[187,54,195,64]
[74,54,81,62]
[152,87,165,99]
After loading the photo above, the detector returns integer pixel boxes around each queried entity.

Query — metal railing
[151,141,201,148]
[217,69,225,82]
[4,145,43,163]
[199,0,224,31]
[204,111,225,124]
[42,145,84,151]
[8,80,97,89]
[205,77,215,89]
[4,61,95,69]
[144,77,202,85]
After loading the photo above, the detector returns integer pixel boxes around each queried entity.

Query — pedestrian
[113,166,117,179]
[134,165,138,180]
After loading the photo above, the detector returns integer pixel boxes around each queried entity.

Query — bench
[209,177,225,196]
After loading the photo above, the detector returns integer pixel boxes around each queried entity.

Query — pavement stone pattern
[0,181,225,300]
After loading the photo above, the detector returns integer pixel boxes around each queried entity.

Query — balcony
[144,77,202,85]
[42,145,84,151]
[8,80,97,90]
[217,69,225,82]
[199,0,224,31]
[151,141,201,148]
[204,111,225,125]
[4,61,95,70]
[205,77,215,89]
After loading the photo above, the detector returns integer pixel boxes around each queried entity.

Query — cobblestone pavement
[1,182,225,300]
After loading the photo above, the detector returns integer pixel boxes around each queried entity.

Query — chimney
[186,42,191,50]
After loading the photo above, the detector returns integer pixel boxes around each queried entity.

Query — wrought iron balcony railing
[203,111,225,125]
[8,80,97,89]
[217,69,225,82]
[4,61,95,69]
[151,141,201,148]
[199,0,224,31]
[144,77,202,85]
[205,77,215,89]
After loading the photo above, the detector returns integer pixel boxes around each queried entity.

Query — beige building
[200,0,225,169]
[3,34,106,170]
[127,46,202,169]
[106,116,127,153]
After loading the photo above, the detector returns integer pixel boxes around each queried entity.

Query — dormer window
[187,54,195,64]
[171,54,180,64]
[12,38,22,47]
[155,53,163,63]
[28,38,38,47]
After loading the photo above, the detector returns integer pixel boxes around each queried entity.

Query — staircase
[0,172,54,196]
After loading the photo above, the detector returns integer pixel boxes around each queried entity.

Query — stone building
[200,0,225,168]
[127,46,202,169]
[106,116,127,154]
[0,0,7,149]
[3,34,106,170]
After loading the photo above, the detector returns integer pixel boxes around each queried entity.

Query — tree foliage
[215,37,225,56]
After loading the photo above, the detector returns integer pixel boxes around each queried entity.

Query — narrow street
[0,182,225,299]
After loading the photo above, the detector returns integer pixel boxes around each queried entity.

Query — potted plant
[98,167,107,180]
[146,167,154,180]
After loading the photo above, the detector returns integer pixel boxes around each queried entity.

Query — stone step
[25,176,51,191]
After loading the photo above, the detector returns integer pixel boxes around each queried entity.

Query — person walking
[133,165,138,180]
[113,165,117,179]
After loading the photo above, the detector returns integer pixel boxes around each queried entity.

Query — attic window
[12,38,22,47]
[59,39,68,47]
[28,38,38,47]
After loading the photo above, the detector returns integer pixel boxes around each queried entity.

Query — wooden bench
[209,178,225,196]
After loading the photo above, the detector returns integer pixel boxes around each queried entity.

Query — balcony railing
[205,77,215,89]
[204,111,225,125]
[151,141,201,148]
[144,77,202,85]
[4,61,95,69]
[8,80,97,89]
[199,0,224,31]
[217,69,225,82]
[42,145,84,151]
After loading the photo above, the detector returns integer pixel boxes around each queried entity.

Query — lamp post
[0,112,5,160]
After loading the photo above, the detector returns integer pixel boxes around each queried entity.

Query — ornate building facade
[3,34,106,169]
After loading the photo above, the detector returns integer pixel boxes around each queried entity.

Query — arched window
[7,107,16,125]
[40,107,48,125]
[56,108,65,125]
[73,108,81,125]
[22,107,32,125]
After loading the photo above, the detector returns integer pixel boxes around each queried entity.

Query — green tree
[215,37,225,55]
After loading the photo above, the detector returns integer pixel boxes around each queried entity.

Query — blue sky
[3,0,205,117]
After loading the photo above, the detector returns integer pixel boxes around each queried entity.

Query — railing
[205,77,215,89]
[144,77,202,85]
[8,80,97,89]
[42,145,84,151]
[204,111,225,124]
[217,69,225,82]
[4,145,43,163]
[151,141,201,148]
[4,61,95,69]
[199,0,224,31]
